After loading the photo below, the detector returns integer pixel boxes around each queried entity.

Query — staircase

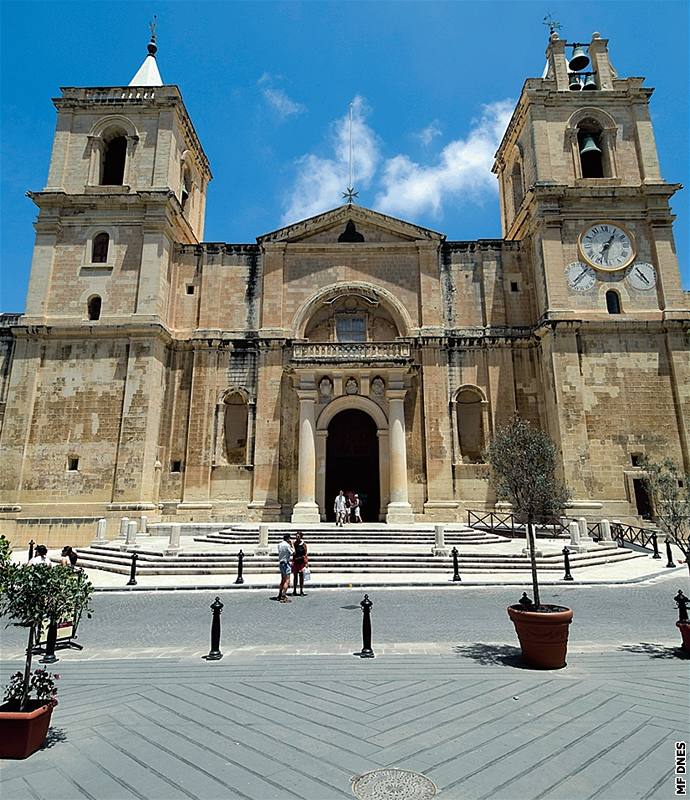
[68,541,647,577]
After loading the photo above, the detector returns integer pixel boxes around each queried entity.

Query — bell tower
[493,30,689,516]
[24,27,212,325]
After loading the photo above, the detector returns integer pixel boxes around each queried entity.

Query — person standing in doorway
[274,533,293,603]
[352,494,362,523]
[334,490,347,527]
[291,532,308,596]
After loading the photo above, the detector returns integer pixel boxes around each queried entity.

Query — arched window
[456,388,485,463]
[224,393,248,464]
[91,232,109,263]
[87,295,102,321]
[101,134,127,185]
[181,167,192,210]
[511,161,524,215]
[606,290,621,314]
[577,124,604,178]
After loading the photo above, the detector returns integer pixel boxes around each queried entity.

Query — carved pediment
[258,204,444,245]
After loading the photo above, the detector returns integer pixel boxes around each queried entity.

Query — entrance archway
[325,409,379,521]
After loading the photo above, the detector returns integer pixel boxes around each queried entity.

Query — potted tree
[0,536,93,758]
[485,415,572,669]
[642,458,690,651]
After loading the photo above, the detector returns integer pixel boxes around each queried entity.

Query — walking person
[291,532,308,596]
[274,533,293,603]
[334,490,347,527]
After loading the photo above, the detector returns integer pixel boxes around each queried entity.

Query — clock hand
[635,268,650,284]
[573,269,588,285]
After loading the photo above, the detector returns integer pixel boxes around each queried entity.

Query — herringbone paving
[1,647,687,800]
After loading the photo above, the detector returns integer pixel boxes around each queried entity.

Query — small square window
[510,281,519,293]
[631,453,642,467]
[336,316,366,342]
[67,457,79,471]
[171,460,182,472]
[186,285,195,295]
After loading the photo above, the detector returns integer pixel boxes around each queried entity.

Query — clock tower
[493,31,689,515]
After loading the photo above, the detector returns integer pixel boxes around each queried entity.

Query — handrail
[467,510,570,538]
[611,522,658,552]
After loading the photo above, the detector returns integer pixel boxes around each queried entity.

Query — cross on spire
[342,101,359,205]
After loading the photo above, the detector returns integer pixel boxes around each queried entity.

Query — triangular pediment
[258,205,445,245]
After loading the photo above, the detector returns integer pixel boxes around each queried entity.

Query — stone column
[256,523,270,556]
[92,518,107,546]
[386,390,414,524]
[432,524,450,557]
[125,521,138,547]
[165,524,181,555]
[291,391,320,523]
[139,515,148,535]
[577,516,594,544]
[118,517,129,539]
[600,519,612,541]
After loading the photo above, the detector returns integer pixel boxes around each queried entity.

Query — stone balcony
[292,341,412,363]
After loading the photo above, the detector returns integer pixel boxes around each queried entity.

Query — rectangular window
[171,460,182,472]
[186,285,195,295]
[336,316,366,342]
[510,281,519,293]
[67,456,79,471]
[631,453,642,467]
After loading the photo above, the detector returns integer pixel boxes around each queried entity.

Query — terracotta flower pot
[0,700,54,759]
[677,621,690,653]
[507,604,573,669]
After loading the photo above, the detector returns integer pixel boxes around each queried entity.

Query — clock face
[626,262,657,291]
[579,223,635,271]
[566,261,596,291]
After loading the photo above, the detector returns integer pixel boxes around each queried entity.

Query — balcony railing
[292,341,412,362]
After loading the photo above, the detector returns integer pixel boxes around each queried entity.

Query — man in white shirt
[334,490,347,527]
[274,533,293,603]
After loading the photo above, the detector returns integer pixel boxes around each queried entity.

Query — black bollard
[651,532,661,559]
[127,552,138,586]
[205,597,224,660]
[675,590,689,622]
[562,547,574,581]
[665,538,676,568]
[27,540,35,562]
[451,546,461,582]
[235,549,245,585]
[359,594,375,658]
[40,620,59,664]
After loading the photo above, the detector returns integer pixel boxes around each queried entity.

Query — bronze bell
[568,45,590,71]
[569,74,582,91]
[582,74,598,90]
[580,135,602,155]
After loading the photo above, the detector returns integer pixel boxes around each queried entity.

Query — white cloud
[282,96,380,224]
[415,120,442,146]
[280,97,514,224]
[258,73,306,119]
[375,100,514,218]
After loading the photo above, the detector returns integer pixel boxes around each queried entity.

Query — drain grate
[352,769,437,799]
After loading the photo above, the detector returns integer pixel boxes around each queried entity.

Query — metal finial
[147,15,158,56]
[342,101,358,205]
[543,13,562,36]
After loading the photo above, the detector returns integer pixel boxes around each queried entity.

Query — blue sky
[1,0,688,311]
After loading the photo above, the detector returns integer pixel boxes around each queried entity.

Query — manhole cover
[352,769,437,799]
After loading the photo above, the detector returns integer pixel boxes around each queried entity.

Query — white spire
[129,17,163,87]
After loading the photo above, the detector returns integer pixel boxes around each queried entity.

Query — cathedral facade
[1,32,688,545]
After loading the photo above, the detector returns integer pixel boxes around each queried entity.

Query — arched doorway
[325,409,379,521]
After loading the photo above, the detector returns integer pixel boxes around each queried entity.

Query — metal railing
[467,510,570,538]
[611,522,658,552]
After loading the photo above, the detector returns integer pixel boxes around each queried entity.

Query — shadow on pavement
[618,642,690,660]
[40,727,68,750]
[452,642,529,669]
